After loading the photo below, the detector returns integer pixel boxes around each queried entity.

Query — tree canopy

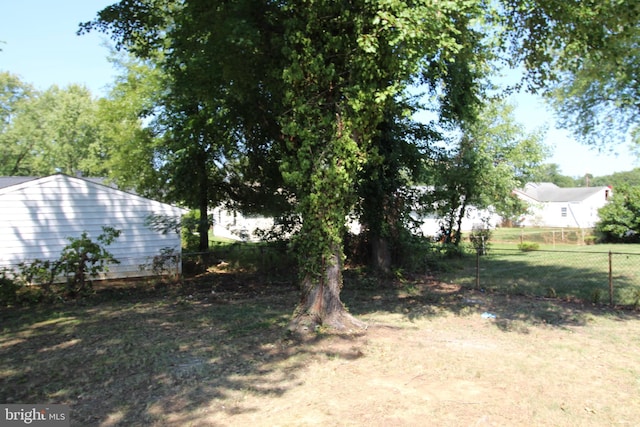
[0,72,109,177]
[80,0,498,331]
[501,0,640,148]
[73,0,639,331]
[429,99,547,243]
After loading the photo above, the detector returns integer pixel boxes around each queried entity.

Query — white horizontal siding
[0,174,185,279]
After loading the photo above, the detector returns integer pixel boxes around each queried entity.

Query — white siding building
[513,182,612,228]
[0,174,186,279]
[211,206,275,242]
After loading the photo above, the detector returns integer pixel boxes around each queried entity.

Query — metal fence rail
[438,248,640,307]
[5,240,639,308]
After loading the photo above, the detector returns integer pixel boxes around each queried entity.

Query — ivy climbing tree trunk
[290,244,367,332]
[283,109,367,332]
[278,0,469,332]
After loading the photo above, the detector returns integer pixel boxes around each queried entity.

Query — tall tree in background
[95,53,166,198]
[0,72,37,175]
[430,100,547,244]
[36,85,103,176]
[355,106,435,272]
[533,163,576,188]
[356,4,492,271]
[0,74,108,177]
[82,1,287,252]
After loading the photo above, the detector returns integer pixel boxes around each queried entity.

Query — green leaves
[0,74,109,177]
[596,185,640,243]
[502,0,640,147]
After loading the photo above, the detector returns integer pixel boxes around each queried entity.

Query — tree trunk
[370,234,391,273]
[196,149,209,252]
[198,198,209,252]
[454,199,468,246]
[289,244,367,334]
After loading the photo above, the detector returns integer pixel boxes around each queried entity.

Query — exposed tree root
[288,308,368,335]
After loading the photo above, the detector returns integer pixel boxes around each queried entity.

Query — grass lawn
[439,238,640,307]
[2,269,640,426]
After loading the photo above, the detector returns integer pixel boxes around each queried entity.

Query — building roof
[1,173,187,218]
[0,176,38,189]
[0,174,118,191]
[517,182,610,202]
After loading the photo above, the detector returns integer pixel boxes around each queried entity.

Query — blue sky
[1,1,637,178]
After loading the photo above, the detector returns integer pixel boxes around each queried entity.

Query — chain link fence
[491,227,597,246]
[436,248,640,307]
[6,236,639,309]
[182,241,296,282]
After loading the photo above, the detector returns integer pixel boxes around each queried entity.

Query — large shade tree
[82,0,622,332]
[83,0,488,332]
[276,1,487,330]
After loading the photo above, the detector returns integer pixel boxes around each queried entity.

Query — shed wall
[0,175,184,279]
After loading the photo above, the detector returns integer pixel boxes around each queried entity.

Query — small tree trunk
[196,150,210,252]
[454,199,469,246]
[370,234,391,273]
[289,244,367,333]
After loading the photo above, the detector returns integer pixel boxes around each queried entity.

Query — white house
[210,185,504,242]
[407,186,502,238]
[211,206,275,242]
[513,182,612,228]
[414,206,502,238]
[0,174,186,280]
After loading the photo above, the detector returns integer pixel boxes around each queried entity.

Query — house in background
[210,206,275,242]
[0,174,186,280]
[513,182,612,228]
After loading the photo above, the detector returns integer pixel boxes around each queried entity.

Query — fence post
[608,251,613,306]
[475,248,480,290]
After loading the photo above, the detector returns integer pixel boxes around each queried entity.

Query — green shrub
[59,227,121,296]
[17,259,59,295]
[517,241,540,252]
[181,210,204,251]
[0,269,21,305]
[469,227,492,255]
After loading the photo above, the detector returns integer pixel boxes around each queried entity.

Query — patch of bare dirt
[2,274,639,426]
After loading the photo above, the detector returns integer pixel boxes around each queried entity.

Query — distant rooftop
[518,182,610,202]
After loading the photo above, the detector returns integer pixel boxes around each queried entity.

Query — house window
[561,207,567,217]
[605,189,609,200]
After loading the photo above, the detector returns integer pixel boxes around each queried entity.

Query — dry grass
[1,272,640,426]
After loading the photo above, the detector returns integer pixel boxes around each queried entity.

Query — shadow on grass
[341,266,639,334]
[1,264,638,425]
[0,276,362,426]
[435,250,640,307]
